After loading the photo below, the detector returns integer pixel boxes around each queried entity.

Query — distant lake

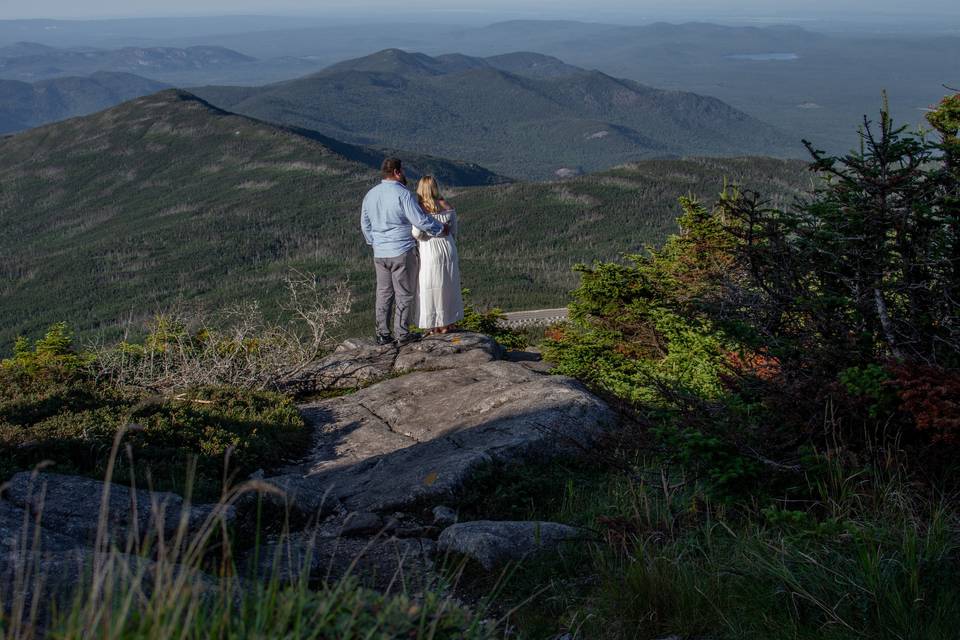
[726,53,800,61]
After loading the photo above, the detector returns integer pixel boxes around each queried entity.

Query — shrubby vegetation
[0,322,309,499]
[546,94,960,494]
[463,94,960,638]
[94,272,351,392]
[1,271,350,497]
[457,289,528,350]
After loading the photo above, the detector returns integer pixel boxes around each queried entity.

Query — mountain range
[194,49,799,180]
[0,40,323,87]
[0,88,810,350]
[457,21,954,152]
[139,19,960,156]
[2,18,953,156]
[0,72,169,133]
[0,42,255,80]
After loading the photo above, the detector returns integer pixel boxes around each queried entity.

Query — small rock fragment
[432,505,458,528]
[339,512,384,537]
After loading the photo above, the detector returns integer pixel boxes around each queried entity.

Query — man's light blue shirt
[361,180,445,258]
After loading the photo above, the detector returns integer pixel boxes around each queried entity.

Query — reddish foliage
[544,326,567,342]
[726,350,783,382]
[887,362,960,445]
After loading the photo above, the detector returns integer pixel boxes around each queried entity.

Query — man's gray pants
[374,248,418,339]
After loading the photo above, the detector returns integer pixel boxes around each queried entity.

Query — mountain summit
[320,49,578,79]
[195,49,799,179]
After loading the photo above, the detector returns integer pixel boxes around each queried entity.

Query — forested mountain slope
[194,49,800,180]
[0,89,811,351]
[0,72,169,133]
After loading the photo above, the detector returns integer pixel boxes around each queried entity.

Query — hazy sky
[3,0,960,21]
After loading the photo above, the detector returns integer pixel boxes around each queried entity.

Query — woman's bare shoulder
[438,198,455,211]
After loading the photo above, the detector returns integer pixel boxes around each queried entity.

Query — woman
[413,176,464,334]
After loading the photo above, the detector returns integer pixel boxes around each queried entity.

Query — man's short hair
[381,157,402,178]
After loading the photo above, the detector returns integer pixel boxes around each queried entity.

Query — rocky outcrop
[266,342,614,517]
[0,331,618,616]
[248,332,614,583]
[0,474,239,629]
[2,472,235,546]
[437,520,585,570]
[285,332,503,393]
[0,548,232,631]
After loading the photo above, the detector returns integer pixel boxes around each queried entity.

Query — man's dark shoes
[375,334,393,346]
[394,333,422,347]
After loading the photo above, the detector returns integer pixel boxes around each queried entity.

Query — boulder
[244,533,435,591]
[269,359,615,516]
[437,520,584,570]
[2,472,235,546]
[0,499,85,555]
[284,331,503,393]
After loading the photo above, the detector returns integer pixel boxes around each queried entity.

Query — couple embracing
[360,157,464,347]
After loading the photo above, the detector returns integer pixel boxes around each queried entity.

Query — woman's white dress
[413,209,464,329]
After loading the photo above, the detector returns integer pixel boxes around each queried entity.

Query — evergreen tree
[717,94,960,368]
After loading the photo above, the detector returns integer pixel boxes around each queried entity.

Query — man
[361,157,448,346]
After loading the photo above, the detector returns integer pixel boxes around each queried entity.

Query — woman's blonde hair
[416,175,442,214]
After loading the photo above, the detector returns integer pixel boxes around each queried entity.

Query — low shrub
[459,289,527,350]
[544,96,960,496]
[1,325,308,499]
[93,272,352,392]
[503,95,960,638]
[887,362,960,445]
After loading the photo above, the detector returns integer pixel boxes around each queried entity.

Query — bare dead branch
[89,271,352,392]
